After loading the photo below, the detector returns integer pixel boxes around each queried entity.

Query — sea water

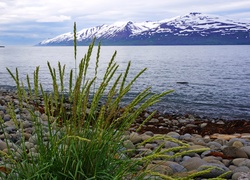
[0,45,249,119]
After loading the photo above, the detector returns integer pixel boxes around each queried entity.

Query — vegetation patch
[0,23,230,179]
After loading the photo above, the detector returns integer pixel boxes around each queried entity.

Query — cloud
[1,0,250,45]
[37,15,71,22]
[1,0,250,25]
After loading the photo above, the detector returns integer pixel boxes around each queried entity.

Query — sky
[0,0,250,45]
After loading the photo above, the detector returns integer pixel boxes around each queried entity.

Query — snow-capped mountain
[38,12,250,45]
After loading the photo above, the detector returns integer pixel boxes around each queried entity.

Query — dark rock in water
[176,82,189,85]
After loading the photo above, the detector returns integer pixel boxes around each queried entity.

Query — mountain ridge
[38,12,250,46]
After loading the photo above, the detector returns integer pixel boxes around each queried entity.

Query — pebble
[207,141,222,150]
[123,140,135,150]
[140,133,151,141]
[0,111,4,118]
[232,158,247,166]
[0,140,7,150]
[166,132,180,139]
[149,118,159,123]
[241,146,250,157]
[0,105,6,111]
[129,132,142,144]
[197,163,232,178]
[233,166,250,173]
[200,122,207,128]
[182,157,207,171]
[237,172,250,180]
[233,141,244,148]
[4,120,16,127]
[238,159,250,168]
[146,164,173,175]
[232,172,248,180]
[25,142,34,149]
[22,120,32,128]
[222,146,248,158]
[29,134,39,144]
[3,114,11,121]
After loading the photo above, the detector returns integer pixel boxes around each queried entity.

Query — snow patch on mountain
[40,32,73,45]
[38,12,250,45]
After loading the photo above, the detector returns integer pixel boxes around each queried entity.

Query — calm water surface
[0,45,249,119]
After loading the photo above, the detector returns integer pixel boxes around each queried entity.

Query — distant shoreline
[37,42,250,46]
[0,46,5,48]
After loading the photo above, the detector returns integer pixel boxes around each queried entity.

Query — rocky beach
[1,87,250,179]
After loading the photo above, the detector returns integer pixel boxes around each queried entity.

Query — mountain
[38,12,250,46]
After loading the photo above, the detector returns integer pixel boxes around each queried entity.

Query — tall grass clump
[0,24,226,180]
[0,24,173,179]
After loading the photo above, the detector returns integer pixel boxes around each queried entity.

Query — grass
[0,23,230,179]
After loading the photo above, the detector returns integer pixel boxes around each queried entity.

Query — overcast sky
[1,0,250,45]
